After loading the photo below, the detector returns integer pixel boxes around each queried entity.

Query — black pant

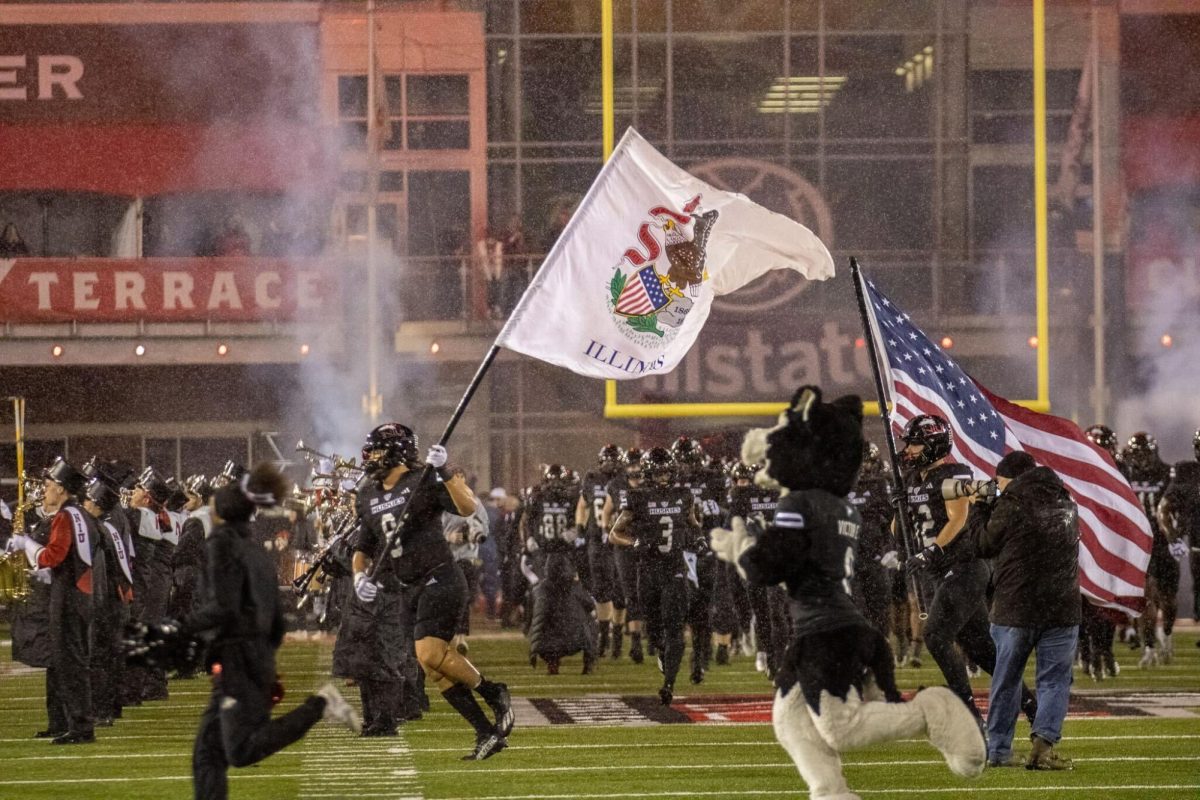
[686,554,717,672]
[359,678,404,733]
[90,598,128,720]
[922,560,996,705]
[193,642,323,800]
[48,588,92,735]
[615,547,642,619]
[588,539,621,607]
[749,584,792,671]
[638,555,690,687]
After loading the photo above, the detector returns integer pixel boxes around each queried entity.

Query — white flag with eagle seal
[496,128,835,379]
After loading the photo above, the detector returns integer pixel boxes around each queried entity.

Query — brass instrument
[295,441,365,482]
[1,472,39,603]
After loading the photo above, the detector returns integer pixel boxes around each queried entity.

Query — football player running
[610,447,702,705]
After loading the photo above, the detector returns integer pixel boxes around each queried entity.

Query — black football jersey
[622,484,697,558]
[905,462,973,549]
[526,485,578,552]
[848,474,894,561]
[727,484,779,530]
[581,469,615,541]
[740,489,865,638]
[1163,462,1200,540]
[352,470,460,585]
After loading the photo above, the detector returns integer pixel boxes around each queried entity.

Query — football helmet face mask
[860,442,884,478]
[729,461,757,484]
[641,447,675,487]
[542,463,570,488]
[899,415,953,471]
[597,444,623,470]
[623,447,645,482]
[1121,432,1161,473]
[361,423,420,479]
[670,436,704,475]
[1085,424,1118,457]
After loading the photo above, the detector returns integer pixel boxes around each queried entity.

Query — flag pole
[849,257,927,619]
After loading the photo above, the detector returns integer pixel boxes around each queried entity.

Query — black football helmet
[900,415,953,470]
[641,447,675,486]
[670,436,704,473]
[598,443,623,468]
[1121,432,1161,472]
[860,442,884,478]
[361,423,420,478]
[1085,424,1118,457]
[623,446,645,481]
[729,461,757,483]
[542,463,570,487]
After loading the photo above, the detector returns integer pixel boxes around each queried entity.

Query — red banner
[0,258,341,323]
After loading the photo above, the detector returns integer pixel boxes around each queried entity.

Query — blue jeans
[987,623,1078,761]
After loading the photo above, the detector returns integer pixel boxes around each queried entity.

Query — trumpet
[295,441,364,480]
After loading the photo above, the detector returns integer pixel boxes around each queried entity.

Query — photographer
[972,451,1080,771]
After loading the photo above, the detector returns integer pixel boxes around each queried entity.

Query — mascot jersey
[740,488,866,639]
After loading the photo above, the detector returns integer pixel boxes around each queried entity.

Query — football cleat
[1138,646,1158,669]
[463,732,507,761]
[690,665,704,685]
[658,684,673,706]
[755,652,769,673]
[715,644,730,665]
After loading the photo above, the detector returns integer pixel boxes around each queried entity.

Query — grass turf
[1,622,1198,800]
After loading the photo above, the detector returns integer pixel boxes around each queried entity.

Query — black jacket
[973,466,1081,628]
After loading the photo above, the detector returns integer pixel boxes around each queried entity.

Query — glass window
[825,159,934,251]
[825,2,934,31]
[488,39,517,143]
[379,171,405,193]
[672,36,786,141]
[144,438,178,476]
[616,39,668,140]
[408,120,471,150]
[407,75,469,116]
[520,0,600,34]
[521,38,603,142]
[522,162,602,250]
[671,0,782,32]
[821,36,935,140]
[407,171,470,256]
[972,164,1036,253]
[337,75,368,118]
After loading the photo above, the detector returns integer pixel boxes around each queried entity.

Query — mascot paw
[912,687,986,779]
[710,517,754,579]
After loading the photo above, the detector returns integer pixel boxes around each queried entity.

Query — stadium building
[1,0,1198,489]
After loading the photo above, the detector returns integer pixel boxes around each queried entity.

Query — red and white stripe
[616,280,654,316]
[886,367,1152,615]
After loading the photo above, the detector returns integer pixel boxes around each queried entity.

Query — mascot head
[741,385,865,497]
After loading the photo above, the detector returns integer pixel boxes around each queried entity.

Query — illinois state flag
[496,128,834,379]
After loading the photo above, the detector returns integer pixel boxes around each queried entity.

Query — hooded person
[710,387,985,800]
[176,463,361,800]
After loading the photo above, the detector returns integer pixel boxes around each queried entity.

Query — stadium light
[1160,333,1173,348]
[134,344,146,357]
[430,341,441,354]
[940,336,954,349]
[51,344,63,358]
[217,343,229,356]
[1028,336,1039,349]
[299,343,310,357]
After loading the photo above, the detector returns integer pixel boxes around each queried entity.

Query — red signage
[0,258,340,323]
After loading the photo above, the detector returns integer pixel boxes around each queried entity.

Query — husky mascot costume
[711,386,985,800]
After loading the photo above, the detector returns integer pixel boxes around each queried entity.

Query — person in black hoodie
[972,451,1080,771]
[183,464,361,799]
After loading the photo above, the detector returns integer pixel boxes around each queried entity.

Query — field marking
[431,787,1200,800]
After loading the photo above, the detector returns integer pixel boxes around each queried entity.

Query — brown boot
[1026,734,1073,770]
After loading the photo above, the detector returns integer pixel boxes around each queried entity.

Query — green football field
[2,621,1199,800]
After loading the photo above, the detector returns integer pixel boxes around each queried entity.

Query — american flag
[615,265,670,317]
[858,271,1152,614]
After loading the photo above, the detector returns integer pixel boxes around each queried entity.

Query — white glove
[353,572,378,603]
[425,445,448,469]
[33,567,52,585]
[23,535,43,568]
[6,534,27,553]
[525,536,540,553]
[709,517,755,580]
[1168,540,1189,562]
[880,550,901,571]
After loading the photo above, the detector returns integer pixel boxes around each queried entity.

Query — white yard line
[431,787,1200,800]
